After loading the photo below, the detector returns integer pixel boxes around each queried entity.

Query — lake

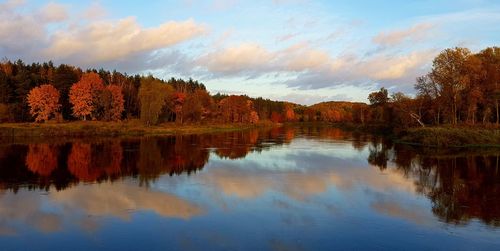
[0,125,499,250]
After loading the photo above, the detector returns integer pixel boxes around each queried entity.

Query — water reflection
[0,126,498,250]
[368,141,500,226]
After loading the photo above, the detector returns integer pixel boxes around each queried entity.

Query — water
[0,125,499,250]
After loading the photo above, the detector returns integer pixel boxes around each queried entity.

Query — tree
[477,47,500,125]
[26,84,61,122]
[99,85,124,121]
[218,95,258,123]
[69,72,104,120]
[391,92,425,127]
[53,64,80,120]
[368,87,389,105]
[182,89,214,123]
[138,76,170,126]
[415,73,442,124]
[173,92,186,123]
[431,47,471,124]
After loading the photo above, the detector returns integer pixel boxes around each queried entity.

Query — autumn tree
[173,92,186,123]
[218,95,258,123]
[284,103,296,122]
[477,47,500,125]
[26,84,61,122]
[415,73,442,124]
[97,85,125,121]
[69,72,104,120]
[182,89,214,123]
[138,76,170,126]
[431,47,472,124]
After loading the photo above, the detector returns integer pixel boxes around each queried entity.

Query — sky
[1,0,499,105]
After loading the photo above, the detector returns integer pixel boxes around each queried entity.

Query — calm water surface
[0,126,499,250]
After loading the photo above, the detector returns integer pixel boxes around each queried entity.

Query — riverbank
[396,127,500,148]
[326,123,500,148]
[0,120,276,138]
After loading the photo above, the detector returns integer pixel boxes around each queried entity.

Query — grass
[397,126,500,148]
[0,120,276,138]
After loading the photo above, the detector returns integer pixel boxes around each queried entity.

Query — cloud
[38,2,68,22]
[372,23,435,47]
[198,43,276,75]
[45,17,207,63]
[0,1,207,71]
[82,2,107,20]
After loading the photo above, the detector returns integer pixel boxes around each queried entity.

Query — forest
[0,46,498,129]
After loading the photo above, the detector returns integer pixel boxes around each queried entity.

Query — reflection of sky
[1,137,499,250]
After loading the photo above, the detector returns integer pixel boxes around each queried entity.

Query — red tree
[69,72,104,120]
[106,85,124,121]
[26,84,61,122]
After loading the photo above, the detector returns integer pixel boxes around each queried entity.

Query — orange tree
[26,84,61,122]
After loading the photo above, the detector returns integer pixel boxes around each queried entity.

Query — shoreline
[327,123,500,148]
[0,120,278,138]
[1,121,500,148]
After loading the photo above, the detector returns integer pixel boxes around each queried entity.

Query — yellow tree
[138,77,171,126]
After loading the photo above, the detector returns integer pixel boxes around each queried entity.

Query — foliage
[138,77,171,126]
[26,84,61,122]
[69,72,104,120]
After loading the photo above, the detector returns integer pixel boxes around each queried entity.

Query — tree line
[0,46,498,127]
[0,60,306,125]
[366,46,500,128]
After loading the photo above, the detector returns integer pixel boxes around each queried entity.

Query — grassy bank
[397,126,500,148]
[0,120,276,138]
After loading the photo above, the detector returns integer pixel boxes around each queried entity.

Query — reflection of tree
[25,144,58,176]
[367,138,393,170]
[137,138,164,186]
[424,156,500,226]
[67,143,94,182]
[138,136,210,185]
[67,142,123,182]
[371,140,500,226]
[214,131,256,159]
[0,127,293,191]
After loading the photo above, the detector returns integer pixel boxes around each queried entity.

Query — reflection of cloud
[371,197,432,226]
[0,191,62,235]
[201,141,416,202]
[0,181,203,235]
[52,182,203,220]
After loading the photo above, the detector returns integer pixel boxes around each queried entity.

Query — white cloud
[372,23,435,47]
[0,1,207,69]
[198,43,275,74]
[38,2,68,22]
[45,17,207,63]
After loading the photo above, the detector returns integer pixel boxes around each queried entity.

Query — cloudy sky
[1,0,499,104]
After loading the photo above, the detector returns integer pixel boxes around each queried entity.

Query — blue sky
[1,0,499,104]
